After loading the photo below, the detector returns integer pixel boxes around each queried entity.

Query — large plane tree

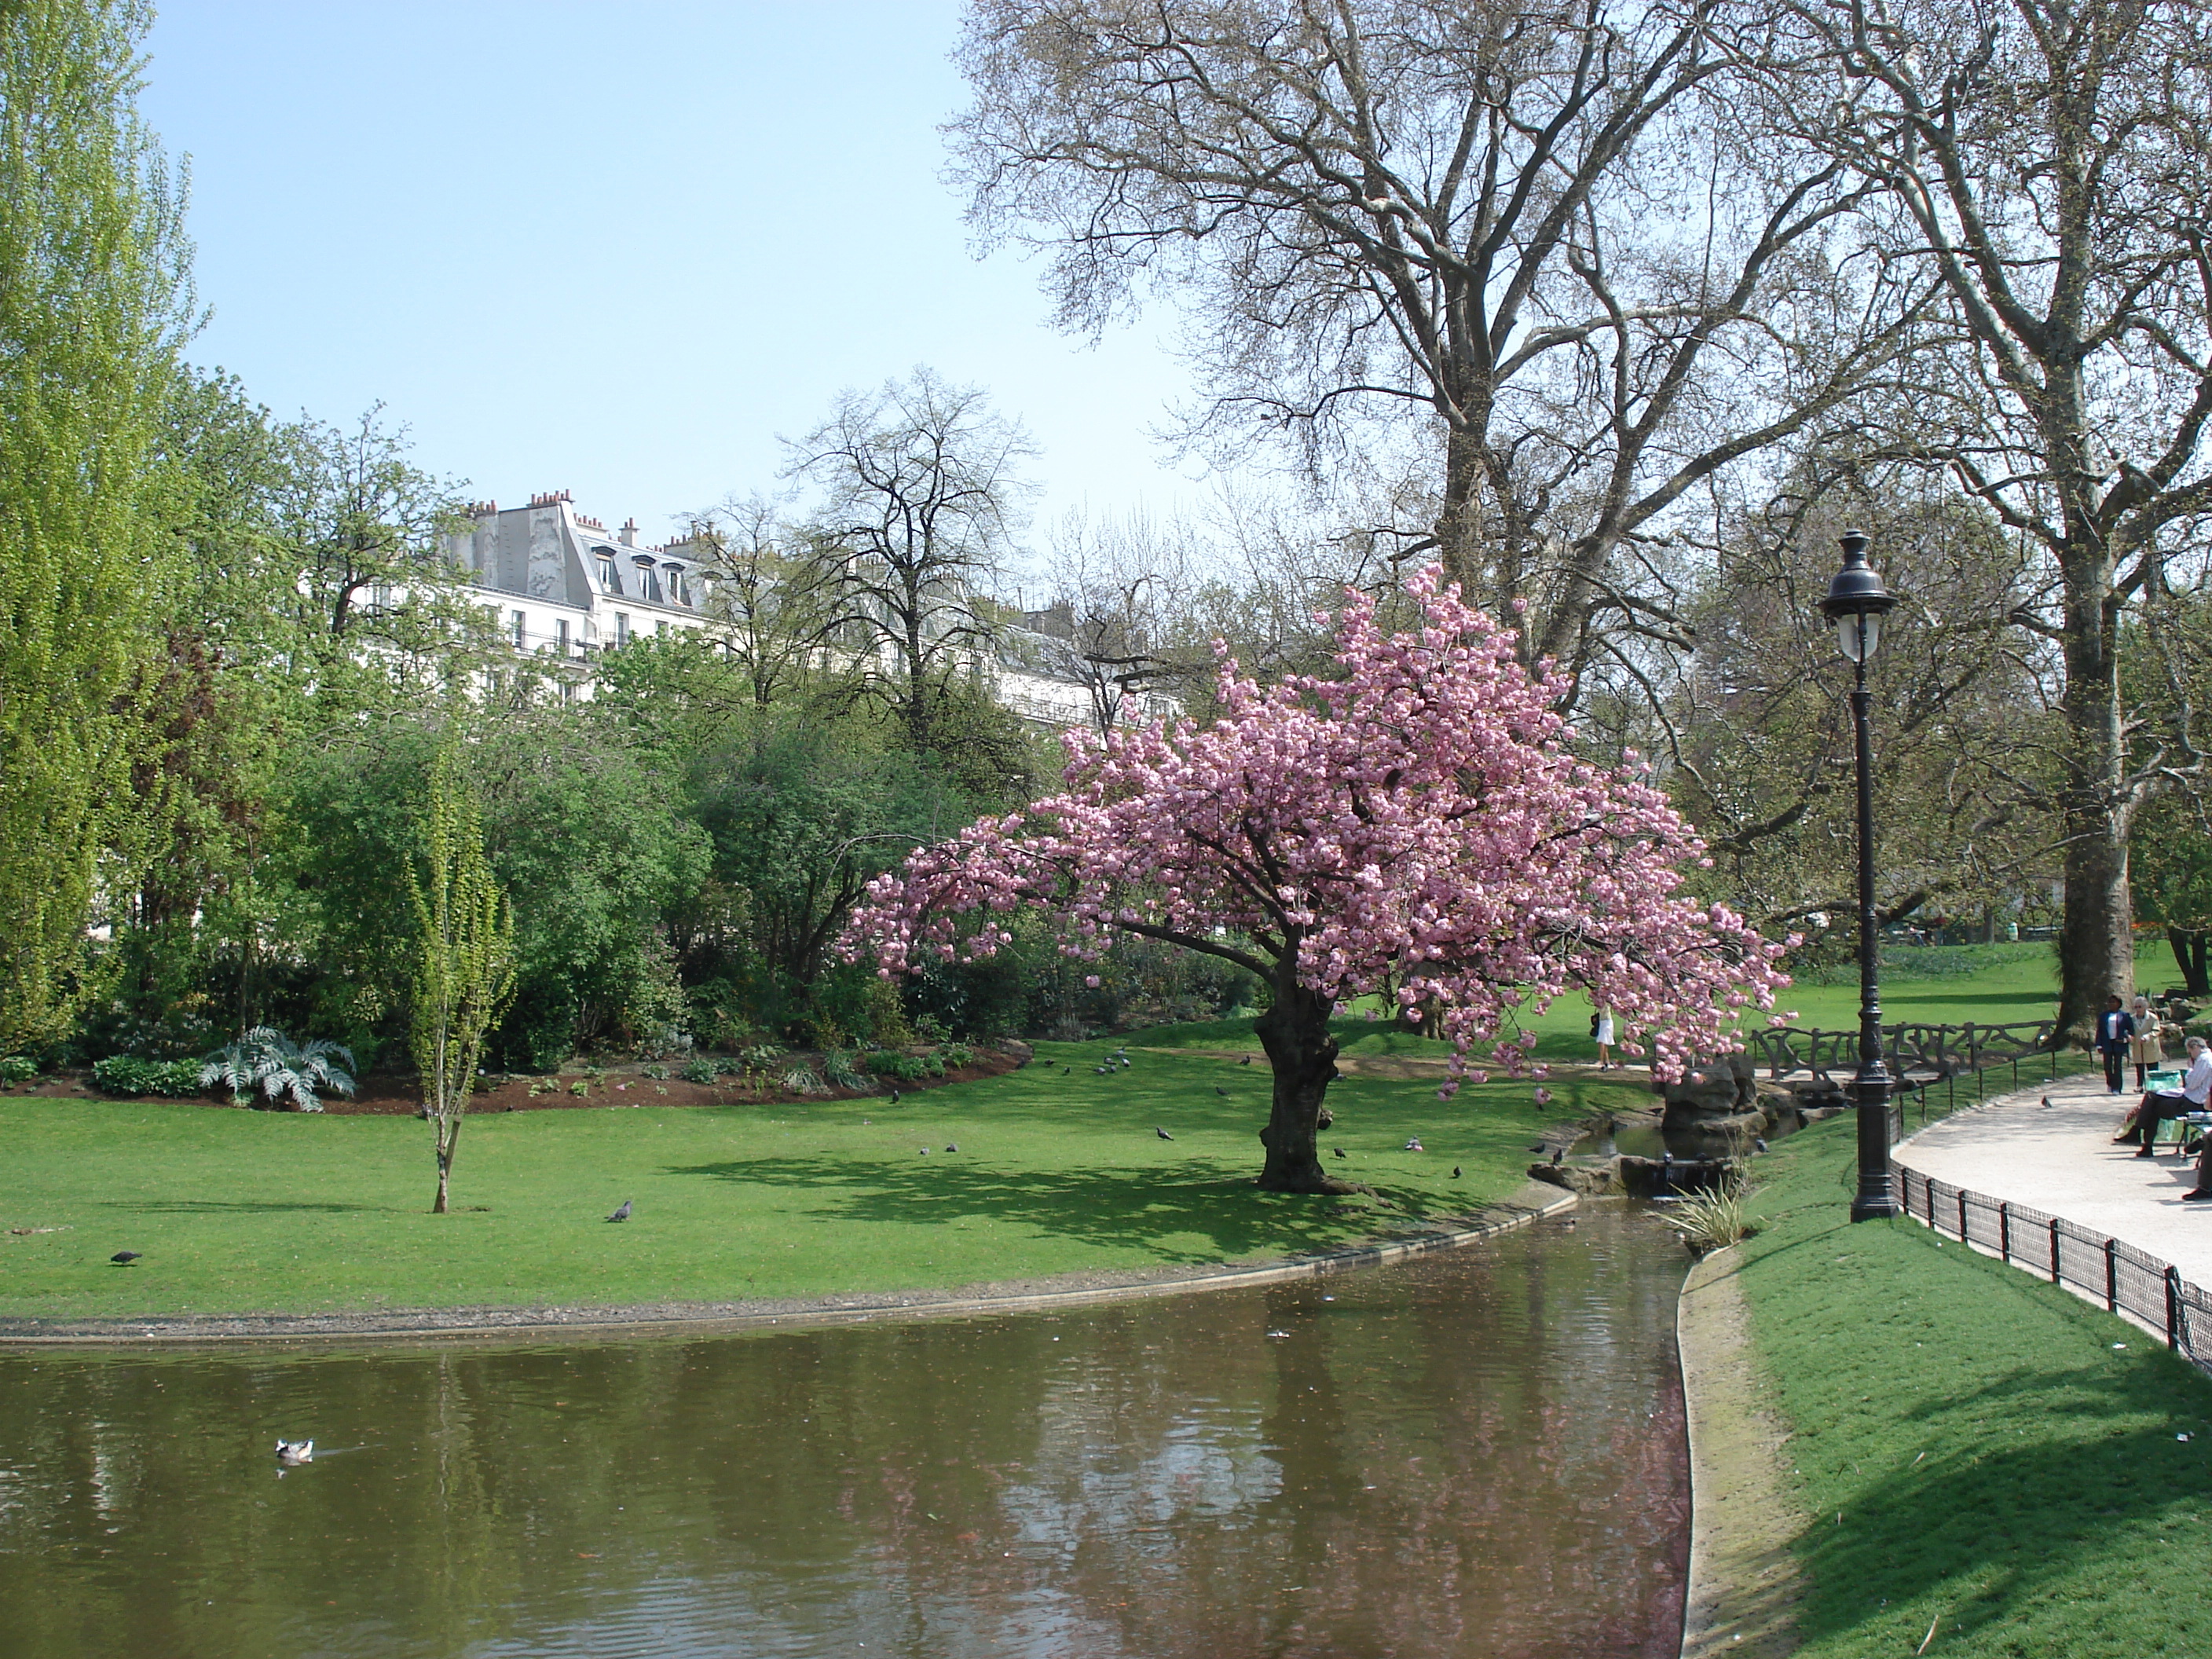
[844,567,1785,1192]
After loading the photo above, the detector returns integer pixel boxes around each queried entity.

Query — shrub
[0,1056,35,1085]
[779,1064,824,1096]
[200,1027,357,1112]
[642,1063,670,1080]
[940,1044,974,1071]
[679,1057,719,1085]
[862,1050,948,1083]
[91,1057,203,1098]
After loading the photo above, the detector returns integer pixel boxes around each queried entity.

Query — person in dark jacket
[2096,995,2135,1095]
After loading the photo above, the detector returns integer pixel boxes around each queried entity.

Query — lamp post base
[1848,1069,1901,1221]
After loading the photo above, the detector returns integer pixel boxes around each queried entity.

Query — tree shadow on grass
[1789,1356,2212,1653]
[102,1199,382,1214]
[662,1156,1394,1264]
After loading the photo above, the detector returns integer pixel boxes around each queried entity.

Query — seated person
[2134,1035,2212,1158]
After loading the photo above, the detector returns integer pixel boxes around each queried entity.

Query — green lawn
[0,1034,1650,1322]
[1730,1112,2212,1658]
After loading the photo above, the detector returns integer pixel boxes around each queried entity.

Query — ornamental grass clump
[1663,1181,1757,1255]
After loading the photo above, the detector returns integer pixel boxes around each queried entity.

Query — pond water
[0,1205,1689,1659]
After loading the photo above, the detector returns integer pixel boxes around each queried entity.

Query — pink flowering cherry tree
[842,566,1786,1194]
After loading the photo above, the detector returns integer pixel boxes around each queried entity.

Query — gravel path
[1892,1071,2212,1287]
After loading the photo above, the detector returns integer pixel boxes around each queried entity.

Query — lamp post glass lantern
[1820,530,1902,1221]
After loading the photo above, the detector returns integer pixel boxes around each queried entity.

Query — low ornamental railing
[1894,1164,2212,1377]
[1745,1020,2058,1090]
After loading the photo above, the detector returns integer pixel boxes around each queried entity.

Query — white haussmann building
[451,492,1174,731]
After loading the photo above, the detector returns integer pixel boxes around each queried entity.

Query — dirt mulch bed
[2,1044,1031,1115]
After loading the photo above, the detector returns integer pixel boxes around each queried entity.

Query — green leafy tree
[0,0,192,1049]
[409,741,517,1215]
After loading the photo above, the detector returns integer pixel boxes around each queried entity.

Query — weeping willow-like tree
[0,0,192,1052]
[410,740,517,1215]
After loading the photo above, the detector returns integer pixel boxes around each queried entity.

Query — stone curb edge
[0,1181,1579,1349]
[1677,1249,1803,1659]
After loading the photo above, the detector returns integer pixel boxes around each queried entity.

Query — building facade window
[595,551,617,591]
[556,618,571,656]
[511,610,527,649]
[615,613,630,646]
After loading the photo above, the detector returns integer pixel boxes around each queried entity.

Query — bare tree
[1763,0,2212,1038]
[785,368,1035,754]
[1657,469,2053,953]
[1029,508,1197,734]
[950,0,1914,684]
[273,405,461,639]
[684,493,840,712]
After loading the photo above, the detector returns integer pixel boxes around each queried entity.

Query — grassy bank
[1727,1112,2212,1657]
[0,1031,1645,1323]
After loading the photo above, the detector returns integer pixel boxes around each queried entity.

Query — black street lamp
[1821,529,1902,1222]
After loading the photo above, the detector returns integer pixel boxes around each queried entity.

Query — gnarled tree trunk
[2169,928,2210,998]
[1253,981,1363,1194]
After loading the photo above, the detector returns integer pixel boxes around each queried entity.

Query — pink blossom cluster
[840,566,1787,1089]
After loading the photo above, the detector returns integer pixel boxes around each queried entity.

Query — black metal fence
[1893,1163,2212,1375]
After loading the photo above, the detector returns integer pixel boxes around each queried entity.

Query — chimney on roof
[620,518,639,547]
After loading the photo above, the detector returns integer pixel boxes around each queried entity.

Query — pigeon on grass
[110,1251,143,1265]
[606,1200,632,1223]
[1156,1126,1174,1141]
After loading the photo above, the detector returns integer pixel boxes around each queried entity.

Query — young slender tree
[410,740,518,1215]
[0,0,192,1051]
[845,566,1784,1192]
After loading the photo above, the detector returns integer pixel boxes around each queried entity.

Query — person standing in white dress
[1593,1007,1617,1069]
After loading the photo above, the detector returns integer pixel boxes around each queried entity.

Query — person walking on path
[2096,996,2136,1096]
[1591,1006,1619,1070]
[2137,1035,2212,1159]
[2130,992,2163,1091]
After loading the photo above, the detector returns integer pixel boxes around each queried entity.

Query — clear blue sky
[140,2,1212,550]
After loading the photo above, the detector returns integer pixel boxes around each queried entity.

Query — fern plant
[200,1027,357,1111]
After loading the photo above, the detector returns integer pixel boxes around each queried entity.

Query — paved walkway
[1893,1071,2212,1288]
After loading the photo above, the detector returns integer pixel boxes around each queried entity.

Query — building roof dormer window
[632,553,661,605]
[592,547,619,592]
